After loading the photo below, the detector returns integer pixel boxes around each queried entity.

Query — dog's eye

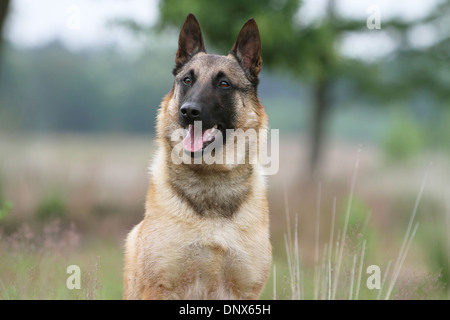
[183,77,192,85]
[219,81,230,88]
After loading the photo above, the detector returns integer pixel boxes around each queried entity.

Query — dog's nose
[180,103,201,120]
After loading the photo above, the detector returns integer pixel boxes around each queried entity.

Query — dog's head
[158,14,267,162]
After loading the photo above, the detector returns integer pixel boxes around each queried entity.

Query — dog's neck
[167,156,255,217]
[150,143,259,218]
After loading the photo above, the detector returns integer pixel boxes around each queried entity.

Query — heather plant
[269,150,445,300]
[0,220,86,299]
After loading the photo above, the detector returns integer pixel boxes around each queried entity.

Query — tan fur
[123,37,271,300]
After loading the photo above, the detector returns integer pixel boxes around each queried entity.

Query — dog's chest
[150,218,258,299]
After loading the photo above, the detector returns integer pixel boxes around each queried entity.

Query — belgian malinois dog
[123,13,271,300]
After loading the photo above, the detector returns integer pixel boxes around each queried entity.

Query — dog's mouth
[182,124,222,153]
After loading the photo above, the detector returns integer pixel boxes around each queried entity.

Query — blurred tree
[0,0,9,42]
[0,0,10,71]
[155,0,371,176]
[0,41,174,133]
[343,0,450,156]
[155,0,450,175]
[370,1,450,111]
[1,0,447,162]
[0,39,301,134]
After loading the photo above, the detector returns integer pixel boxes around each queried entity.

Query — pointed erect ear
[175,13,206,71]
[230,19,262,82]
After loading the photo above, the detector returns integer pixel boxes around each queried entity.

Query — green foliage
[0,237,123,299]
[339,195,370,228]
[157,0,338,78]
[0,284,18,300]
[0,201,12,222]
[416,199,450,294]
[339,195,378,253]
[0,176,12,222]
[382,110,425,162]
[36,193,66,221]
[157,0,450,106]
[427,239,449,289]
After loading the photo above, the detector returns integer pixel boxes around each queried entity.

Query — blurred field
[0,133,449,299]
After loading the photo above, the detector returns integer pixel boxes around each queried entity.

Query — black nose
[180,103,201,120]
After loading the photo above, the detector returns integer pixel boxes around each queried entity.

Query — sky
[5,0,159,50]
[4,0,443,58]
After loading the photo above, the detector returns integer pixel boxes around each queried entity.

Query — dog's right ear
[174,13,206,74]
[230,19,261,84]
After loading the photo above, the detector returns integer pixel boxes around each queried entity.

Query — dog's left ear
[230,19,261,83]
[175,13,206,72]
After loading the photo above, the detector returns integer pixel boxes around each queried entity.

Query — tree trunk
[0,1,10,38]
[309,0,335,178]
[309,76,330,177]
[0,0,10,68]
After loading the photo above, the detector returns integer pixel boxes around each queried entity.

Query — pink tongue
[183,125,204,152]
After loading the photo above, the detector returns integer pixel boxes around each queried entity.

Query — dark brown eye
[183,77,192,85]
[219,80,230,88]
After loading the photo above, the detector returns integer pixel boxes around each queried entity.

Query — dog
[123,13,271,300]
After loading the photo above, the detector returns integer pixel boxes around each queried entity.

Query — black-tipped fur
[230,19,262,86]
[173,13,206,75]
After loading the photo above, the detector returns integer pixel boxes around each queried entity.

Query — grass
[0,189,446,300]
[0,201,12,222]
[261,150,446,300]
[0,134,449,300]
[0,220,123,299]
